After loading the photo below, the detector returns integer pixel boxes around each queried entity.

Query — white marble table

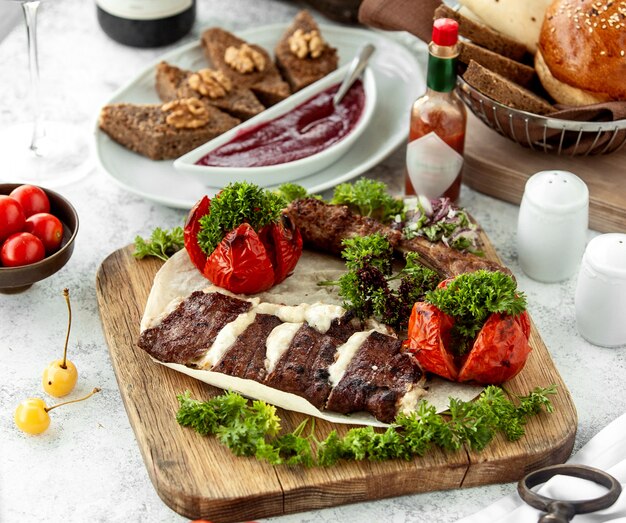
[1,1,625,522]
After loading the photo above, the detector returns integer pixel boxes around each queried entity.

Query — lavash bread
[535,0,626,106]
[457,0,552,53]
[463,60,556,115]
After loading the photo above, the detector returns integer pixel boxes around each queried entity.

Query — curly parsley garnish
[133,226,184,261]
[426,270,527,354]
[274,183,314,204]
[320,233,439,331]
[176,385,556,467]
[196,182,285,255]
[331,178,404,223]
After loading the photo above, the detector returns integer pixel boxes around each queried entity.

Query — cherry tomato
[9,184,50,217]
[0,195,26,242]
[24,212,64,254]
[1,232,45,267]
[204,223,275,295]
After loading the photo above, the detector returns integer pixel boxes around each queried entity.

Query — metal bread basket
[457,76,626,156]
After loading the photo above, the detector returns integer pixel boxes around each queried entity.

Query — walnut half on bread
[98,101,240,161]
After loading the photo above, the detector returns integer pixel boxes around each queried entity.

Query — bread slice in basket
[463,60,555,115]
[274,10,339,92]
[155,61,265,121]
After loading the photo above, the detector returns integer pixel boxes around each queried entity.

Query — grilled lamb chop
[137,290,426,422]
[286,198,510,278]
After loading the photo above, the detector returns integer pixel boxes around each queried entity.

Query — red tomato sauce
[195,81,365,168]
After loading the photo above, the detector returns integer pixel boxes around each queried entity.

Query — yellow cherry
[43,359,78,397]
[14,398,50,435]
[43,288,78,397]
[14,388,100,435]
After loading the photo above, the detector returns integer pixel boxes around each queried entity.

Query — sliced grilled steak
[286,198,510,278]
[212,313,282,381]
[326,331,425,423]
[137,291,251,365]
[264,323,345,409]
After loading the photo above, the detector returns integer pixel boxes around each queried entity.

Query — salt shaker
[575,233,626,347]
[516,170,589,282]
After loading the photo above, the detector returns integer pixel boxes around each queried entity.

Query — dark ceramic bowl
[0,183,79,293]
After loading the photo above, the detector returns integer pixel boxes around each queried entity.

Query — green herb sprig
[176,385,556,467]
[331,178,404,223]
[196,182,285,255]
[133,226,184,261]
[320,233,439,331]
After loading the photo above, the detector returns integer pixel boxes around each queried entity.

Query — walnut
[162,98,209,129]
[224,44,266,74]
[188,68,232,99]
[288,29,326,59]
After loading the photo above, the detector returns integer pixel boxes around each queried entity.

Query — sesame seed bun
[537,0,626,105]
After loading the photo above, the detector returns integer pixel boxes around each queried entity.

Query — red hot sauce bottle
[405,18,467,202]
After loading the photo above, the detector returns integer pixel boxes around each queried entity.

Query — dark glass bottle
[96,0,196,48]
[405,18,467,202]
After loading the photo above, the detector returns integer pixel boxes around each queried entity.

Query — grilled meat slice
[325,331,425,423]
[137,291,252,365]
[264,323,346,409]
[286,198,510,278]
[212,313,282,381]
[285,197,402,255]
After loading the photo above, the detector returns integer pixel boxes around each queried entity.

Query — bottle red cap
[432,18,459,46]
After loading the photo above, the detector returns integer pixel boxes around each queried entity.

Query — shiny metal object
[457,77,626,156]
[518,464,622,522]
[333,43,375,106]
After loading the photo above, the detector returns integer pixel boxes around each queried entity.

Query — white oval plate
[173,64,376,187]
[94,25,424,209]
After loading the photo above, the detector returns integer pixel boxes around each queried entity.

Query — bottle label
[406,132,463,199]
[97,0,192,20]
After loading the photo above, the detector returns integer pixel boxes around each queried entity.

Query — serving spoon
[298,43,376,133]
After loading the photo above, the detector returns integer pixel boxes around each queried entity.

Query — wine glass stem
[22,1,44,156]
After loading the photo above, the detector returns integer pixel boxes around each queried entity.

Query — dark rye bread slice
[274,10,339,92]
[155,61,265,121]
[201,27,290,107]
[458,41,535,88]
[434,4,528,62]
[463,60,555,115]
[99,101,240,161]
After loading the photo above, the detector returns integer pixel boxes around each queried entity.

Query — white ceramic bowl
[173,64,376,187]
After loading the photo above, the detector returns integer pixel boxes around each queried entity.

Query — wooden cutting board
[464,113,626,233]
[96,243,577,522]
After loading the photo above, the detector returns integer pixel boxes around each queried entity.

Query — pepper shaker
[516,170,589,282]
[575,234,626,347]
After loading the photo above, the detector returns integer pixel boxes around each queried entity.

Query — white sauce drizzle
[194,310,258,369]
[256,301,344,333]
[264,322,304,374]
[327,330,374,387]
[398,384,426,415]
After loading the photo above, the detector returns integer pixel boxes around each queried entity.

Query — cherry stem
[45,387,100,413]
[61,288,71,369]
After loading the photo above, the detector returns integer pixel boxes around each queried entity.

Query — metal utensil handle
[333,43,375,106]
[517,464,622,523]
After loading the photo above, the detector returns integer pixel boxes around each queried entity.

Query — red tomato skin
[9,185,50,217]
[24,212,63,254]
[1,232,45,267]
[458,312,532,385]
[269,215,303,284]
[407,302,458,381]
[0,195,26,242]
[184,196,210,273]
[204,223,275,295]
